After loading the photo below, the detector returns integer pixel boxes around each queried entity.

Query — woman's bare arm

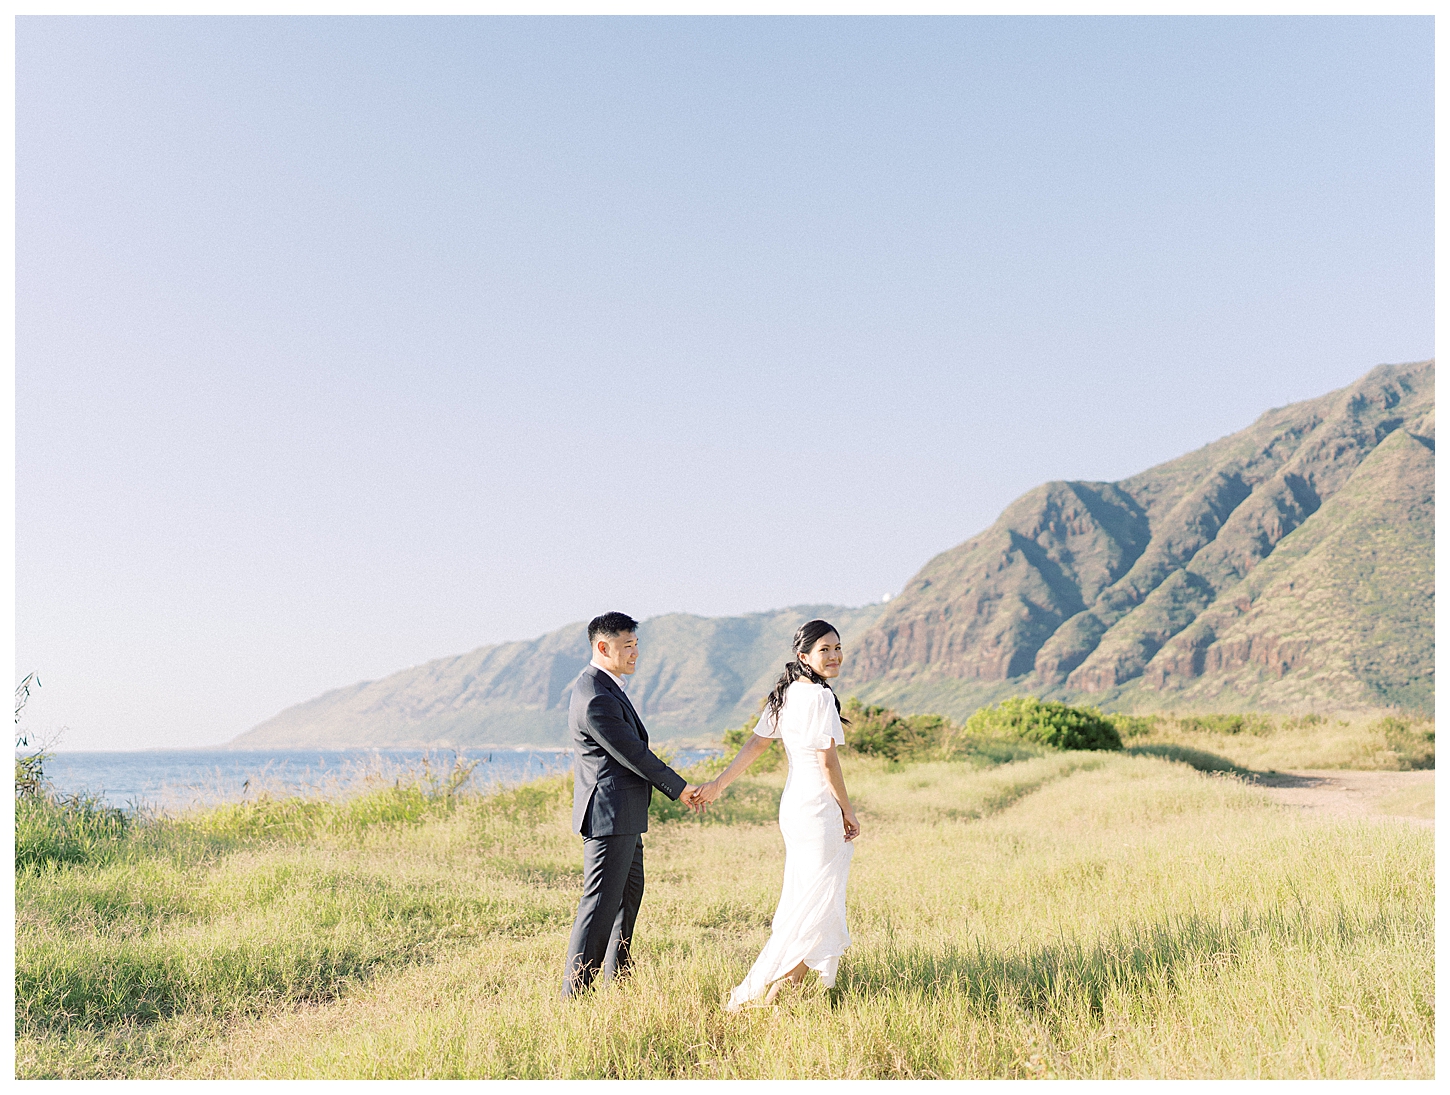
[697,733,773,805]
[817,742,860,840]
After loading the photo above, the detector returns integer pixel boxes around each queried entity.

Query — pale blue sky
[17,16,1433,750]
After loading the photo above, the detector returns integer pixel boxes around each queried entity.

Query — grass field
[1110,712,1434,773]
[14,726,1434,1079]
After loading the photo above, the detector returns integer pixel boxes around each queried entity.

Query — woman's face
[799,631,843,679]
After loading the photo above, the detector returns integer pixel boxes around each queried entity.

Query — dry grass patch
[16,748,1432,1079]
[1115,712,1433,772]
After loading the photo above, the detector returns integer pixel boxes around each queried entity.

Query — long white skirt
[727,791,853,1010]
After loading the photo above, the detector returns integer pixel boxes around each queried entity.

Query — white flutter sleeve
[755,707,781,739]
[808,687,846,751]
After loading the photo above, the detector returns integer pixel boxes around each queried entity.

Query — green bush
[1107,713,1161,739]
[965,697,1123,752]
[1175,713,1274,736]
[700,696,1056,767]
[16,793,131,872]
[721,715,783,773]
[840,699,951,761]
[1373,716,1435,770]
[841,699,907,759]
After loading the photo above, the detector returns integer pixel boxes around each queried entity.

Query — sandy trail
[1248,769,1434,828]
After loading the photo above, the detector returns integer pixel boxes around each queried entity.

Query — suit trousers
[561,833,645,997]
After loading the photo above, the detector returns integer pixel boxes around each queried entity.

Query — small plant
[14,748,46,800]
[15,672,47,799]
[965,697,1123,752]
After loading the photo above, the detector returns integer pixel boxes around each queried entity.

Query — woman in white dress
[696,619,861,1010]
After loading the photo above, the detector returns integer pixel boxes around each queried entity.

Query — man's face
[596,631,639,676]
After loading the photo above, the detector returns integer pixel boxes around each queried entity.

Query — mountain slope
[233,603,884,749]
[842,360,1433,716]
[237,360,1433,750]
[1137,407,1434,711]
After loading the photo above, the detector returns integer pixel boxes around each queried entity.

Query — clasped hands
[679,780,722,815]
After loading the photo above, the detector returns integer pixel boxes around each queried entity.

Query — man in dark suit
[561,611,702,998]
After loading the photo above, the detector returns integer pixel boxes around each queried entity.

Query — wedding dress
[726,680,853,1010]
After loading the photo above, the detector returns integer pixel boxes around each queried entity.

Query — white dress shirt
[589,660,626,690]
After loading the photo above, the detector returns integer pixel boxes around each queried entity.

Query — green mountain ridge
[233,603,885,749]
[234,360,1433,749]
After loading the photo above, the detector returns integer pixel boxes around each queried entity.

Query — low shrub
[1175,713,1275,736]
[841,700,948,761]
[1107,713,1161,739]
[1373,717,1435,770]
[720,715,783,773]
[714,699,1045,769]
[965,697,1123,752]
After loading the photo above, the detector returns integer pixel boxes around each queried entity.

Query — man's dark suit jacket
[569,665,687,837]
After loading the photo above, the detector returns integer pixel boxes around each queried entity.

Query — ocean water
[37,746,721,812]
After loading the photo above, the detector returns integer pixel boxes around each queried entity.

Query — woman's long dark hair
[763,619,848,726]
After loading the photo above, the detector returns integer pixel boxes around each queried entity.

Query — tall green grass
[16,793,131,872]
[15,735,1433,1079]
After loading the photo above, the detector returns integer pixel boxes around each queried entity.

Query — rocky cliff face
[844,360,1433,714]
[1141,408,1433,712]
[849,481,1151,683]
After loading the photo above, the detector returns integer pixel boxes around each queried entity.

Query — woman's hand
[817,743,858,841]
[695,778,723,807]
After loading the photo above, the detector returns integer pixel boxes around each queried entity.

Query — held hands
[680,779,723,815]
[695,779,722,807]
[680,784,704,814]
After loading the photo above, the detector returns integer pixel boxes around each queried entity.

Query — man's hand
[680,784,706,814]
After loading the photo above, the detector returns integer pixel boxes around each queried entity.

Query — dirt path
[1248,769,1434,828]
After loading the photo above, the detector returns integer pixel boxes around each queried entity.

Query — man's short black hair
[588,612,639,645]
